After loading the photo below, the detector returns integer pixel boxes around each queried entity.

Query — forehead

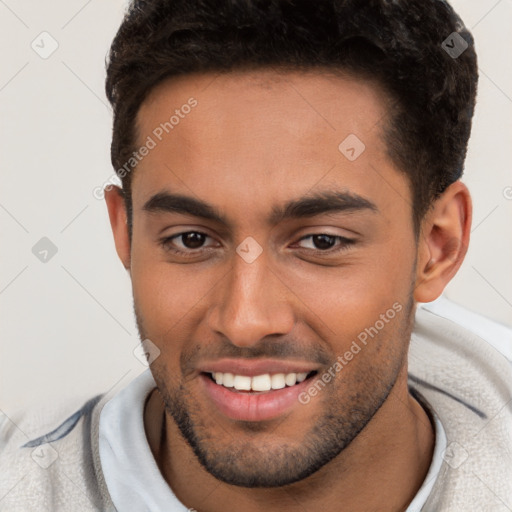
[136,69,390,153]
[131,70,409,222]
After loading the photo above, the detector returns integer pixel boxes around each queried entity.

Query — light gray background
[1,0,511,414]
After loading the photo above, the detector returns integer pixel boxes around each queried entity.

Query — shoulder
[411,295,512,377]
[410,295,512,414]
[0,393,111,511]
[416,295,512,361]
[409,296,512,510]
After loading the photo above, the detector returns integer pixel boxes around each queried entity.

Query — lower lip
[200,373,313,422]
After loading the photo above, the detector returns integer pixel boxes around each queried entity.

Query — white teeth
[296,372,308,383]
[271,373,286,389]
[284,373,297,386]
[211,371,311,391]
[222,372,234,387]
[233,375,252,390]
[251,374,272,391]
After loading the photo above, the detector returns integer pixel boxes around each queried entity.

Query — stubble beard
[134,296,415,488]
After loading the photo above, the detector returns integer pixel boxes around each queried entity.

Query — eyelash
[159,231,355,257]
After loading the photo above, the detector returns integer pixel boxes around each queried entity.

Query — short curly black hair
[105,0,478,235]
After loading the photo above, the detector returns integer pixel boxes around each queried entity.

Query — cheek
[131,245,189,319]
[277,240,415,348]
[132,263,200,378]
[131,249,223,344]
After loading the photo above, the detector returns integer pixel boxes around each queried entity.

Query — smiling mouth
[203,370,318,393]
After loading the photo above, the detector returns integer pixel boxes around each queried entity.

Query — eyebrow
[142,190,378,227]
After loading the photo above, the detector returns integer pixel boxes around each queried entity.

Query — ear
[414,181,472,303]
[104,186,131,272]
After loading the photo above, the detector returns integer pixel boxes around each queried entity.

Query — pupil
[183,232,205,249]
[314,234,335,250]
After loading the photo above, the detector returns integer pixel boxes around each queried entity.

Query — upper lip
[197,358,319,377]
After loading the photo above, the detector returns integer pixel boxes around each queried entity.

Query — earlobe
[413,181,472,303]
[104,186,131,271]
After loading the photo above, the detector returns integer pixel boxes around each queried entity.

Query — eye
[160,231,217,254]
[295,234,355,253]
[159,231,355,257]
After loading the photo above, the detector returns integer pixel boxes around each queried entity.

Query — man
[1,0,511,510]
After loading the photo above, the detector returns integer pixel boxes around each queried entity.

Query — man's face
[129,70,418,487]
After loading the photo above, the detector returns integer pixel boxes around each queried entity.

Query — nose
[206,246,295,348]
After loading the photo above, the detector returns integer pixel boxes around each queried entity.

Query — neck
[144,366,434,512]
